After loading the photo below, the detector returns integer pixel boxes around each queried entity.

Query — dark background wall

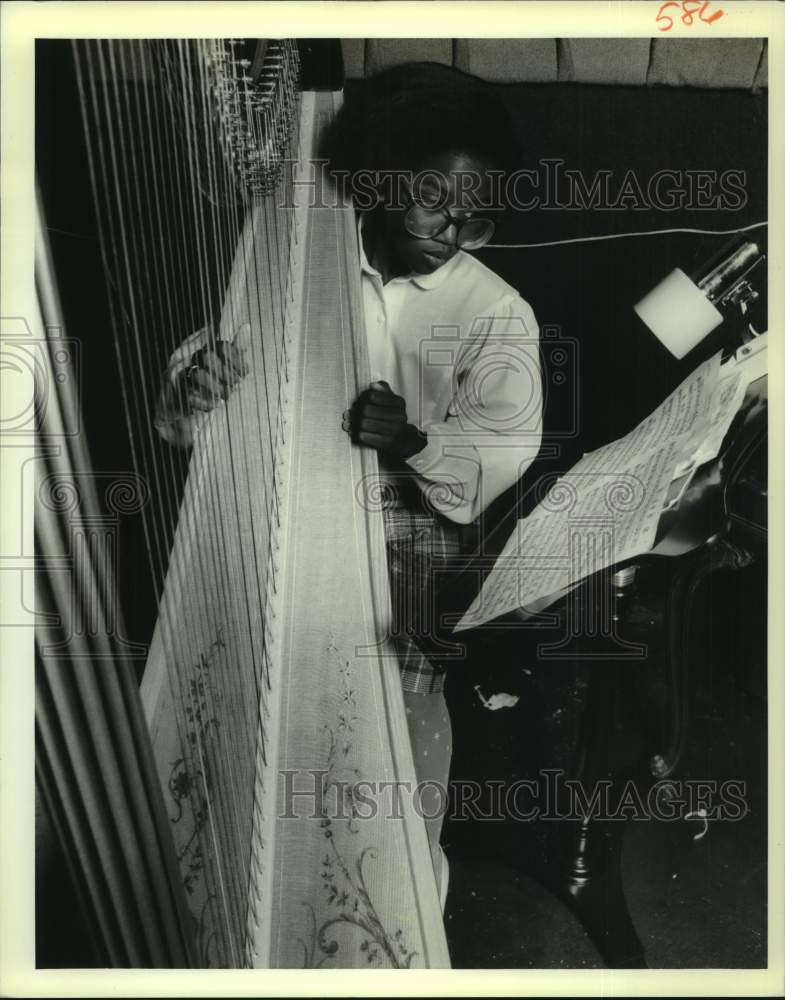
[475,78,767,523]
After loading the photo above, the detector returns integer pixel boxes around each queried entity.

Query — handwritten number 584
[656,1,725,32]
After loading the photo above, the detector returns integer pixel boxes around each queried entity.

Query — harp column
[34,190,198,967]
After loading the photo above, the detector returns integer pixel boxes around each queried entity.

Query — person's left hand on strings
[178,338,248,414]
[343,381,428,460]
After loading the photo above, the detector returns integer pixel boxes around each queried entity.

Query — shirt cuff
[405,433,445,475]
[404,435,480,509]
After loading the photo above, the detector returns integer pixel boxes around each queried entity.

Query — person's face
[382,151,495,276]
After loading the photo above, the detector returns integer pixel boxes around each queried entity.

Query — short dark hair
[323,61,516,189]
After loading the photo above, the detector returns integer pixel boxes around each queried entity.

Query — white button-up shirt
[358,218,542,524]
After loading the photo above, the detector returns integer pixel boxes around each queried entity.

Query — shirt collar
[356,213,460,290]
[357,213,381,278]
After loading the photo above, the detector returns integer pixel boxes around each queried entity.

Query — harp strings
[75,37,240,962]
[169,39,253,958]
[72,38,300,966]
[82,35,258,964]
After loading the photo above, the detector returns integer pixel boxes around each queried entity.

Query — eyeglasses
[403,195,495,250]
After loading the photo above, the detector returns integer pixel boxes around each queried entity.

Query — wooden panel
[365,37,453,75]
[454,38,558,82]
[753,39,768,91]
[648,38,764,89]
[558,38,651,86]
[341,38,365,78]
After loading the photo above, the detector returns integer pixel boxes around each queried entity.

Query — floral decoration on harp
[298,641,418,969]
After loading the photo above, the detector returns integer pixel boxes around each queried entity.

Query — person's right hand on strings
[154,323,251,447]
[177,339,249,414]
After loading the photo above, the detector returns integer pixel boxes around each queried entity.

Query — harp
[35,38,450,968]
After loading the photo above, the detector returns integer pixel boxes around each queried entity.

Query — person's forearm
[405,427,542,525]
[395,423,429,461]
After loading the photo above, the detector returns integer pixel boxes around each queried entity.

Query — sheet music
[673,364,751,476]
[457,351,742,631]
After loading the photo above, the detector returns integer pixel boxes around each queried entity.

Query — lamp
[633,237,765,359]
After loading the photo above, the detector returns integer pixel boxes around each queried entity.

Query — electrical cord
[487,220,768,250]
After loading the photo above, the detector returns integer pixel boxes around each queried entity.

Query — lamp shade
[633,268,723,359]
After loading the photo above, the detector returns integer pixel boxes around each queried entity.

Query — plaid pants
[378,464,461,899]
[380,465,463,695]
